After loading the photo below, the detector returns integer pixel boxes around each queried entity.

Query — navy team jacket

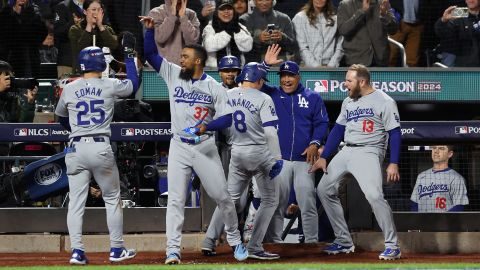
[262,83,329,161]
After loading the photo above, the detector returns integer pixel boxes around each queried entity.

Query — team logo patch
[34,163,62,186]
[121,128,135,136]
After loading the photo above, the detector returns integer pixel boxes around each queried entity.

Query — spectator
[233,0,248,15]
[53,0,84,77]
[0,60,37,123]
[292,0,344,67]
[337,0,398,67]
[203,0,253,68]
[275,0,308,19]
[435,0,480,67]
[389,0,428,67]
[239,0,297,63]
[39,33,58,63]
[0,0,48,77]
[104,0,144,61]
[190,0,215,44]
[261,48,329,244]
[68,0,117,73]
[148,0,200,66]
[411,145,469,212]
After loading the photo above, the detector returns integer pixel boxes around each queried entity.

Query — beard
[348,83,361,99]
[179,67,195,81]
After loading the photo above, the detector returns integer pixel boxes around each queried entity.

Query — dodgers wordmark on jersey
[411,168,469,212]
[337,90,400,149]
[159,59,232,136]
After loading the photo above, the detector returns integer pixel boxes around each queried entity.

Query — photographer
[435,0,480,67]
[0,60,37,124]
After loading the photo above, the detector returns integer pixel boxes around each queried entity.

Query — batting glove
[269,159,283,180]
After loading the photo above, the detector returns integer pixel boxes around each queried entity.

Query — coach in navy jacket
[261,59,329,243]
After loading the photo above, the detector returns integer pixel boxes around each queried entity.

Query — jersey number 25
[76,100,106,126]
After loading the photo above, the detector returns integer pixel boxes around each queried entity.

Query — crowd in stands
[0,0,479,78]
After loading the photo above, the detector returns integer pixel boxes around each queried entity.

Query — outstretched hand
[139,16,155,29]
[264,44,283,66]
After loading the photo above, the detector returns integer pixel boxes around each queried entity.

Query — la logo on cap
[228,58,233,64]
[284,63,289,70]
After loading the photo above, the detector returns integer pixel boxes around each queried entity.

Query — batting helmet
[235,62,269,84]
[218,55,241,71]
[78,46,107,73]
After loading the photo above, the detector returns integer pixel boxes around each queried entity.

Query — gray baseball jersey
[55,78,133,137]
[337,90,400,148]
[204,87,280,254]
[157,58,242,257]
[159,61,232,137]
[55,77,132,251]
[411,168,469,212]
[317,89,400,250]
[227,87,278,146]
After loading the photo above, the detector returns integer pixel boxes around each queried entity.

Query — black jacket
[53,0,83,67]
[0,2,47,77]
[435,13,480,67]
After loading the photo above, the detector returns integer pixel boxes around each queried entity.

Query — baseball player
[55,39,139,264]
[140,16,248,265]
[260,45,329,243]
[411,145,469,212]
[203,62,284,260]
[217,55,242,176]
[218,55,242,89]
[310,64,402,260]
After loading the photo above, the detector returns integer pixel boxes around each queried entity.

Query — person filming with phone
[435,0,480,67]
[239,0,296,63]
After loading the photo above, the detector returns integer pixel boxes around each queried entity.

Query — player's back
[227,87,278,146]
[58,77,133,138]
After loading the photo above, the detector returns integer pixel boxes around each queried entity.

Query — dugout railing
[1,121,480,233]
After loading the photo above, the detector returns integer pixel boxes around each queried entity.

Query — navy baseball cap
[278,61,300,75]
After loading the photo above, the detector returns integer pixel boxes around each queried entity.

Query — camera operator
[0,60,38,124]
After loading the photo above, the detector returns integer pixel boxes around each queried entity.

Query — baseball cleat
[248,251,280,260]
[69,249,88,265]
[165,252,181,265]
[232,243,248,261]
[109,247,137,262]
[201,247,217,256]
[323,243,355,255]
[379,248,401,260]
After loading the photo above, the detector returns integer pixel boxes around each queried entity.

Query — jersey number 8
[76,100,106,126]
[233,110,247,133]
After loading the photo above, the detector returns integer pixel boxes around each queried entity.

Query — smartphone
[208,0,216,8]
[266,24,276,34]
[451,7,469,18]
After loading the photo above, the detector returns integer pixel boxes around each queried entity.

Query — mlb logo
[121,128,135,136]
[314,80,329,93]
[455,126,468,134]
[14,128,28,136]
